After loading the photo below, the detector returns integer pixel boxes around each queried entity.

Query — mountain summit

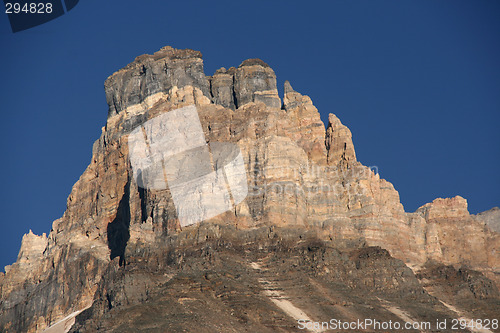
[1,47,499,333]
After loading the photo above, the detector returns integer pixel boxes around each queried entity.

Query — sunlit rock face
[415,197,500,283]
[477,206,500,233]
[1,46,498,333]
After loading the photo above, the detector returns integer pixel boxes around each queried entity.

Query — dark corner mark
[63,0,78,11]
[107,179,131,266]
[4,0,79,33]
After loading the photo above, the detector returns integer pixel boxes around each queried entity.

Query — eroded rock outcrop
[105,46,210,117]
[415,197,500,284]
[325,113,356,167]
[1,46,498,333]
[209,67,236,109]
[16,230,48,264]
[234,58,280,109]
[477,206,500,233]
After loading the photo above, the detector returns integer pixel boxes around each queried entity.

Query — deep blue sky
[1,1,499,270]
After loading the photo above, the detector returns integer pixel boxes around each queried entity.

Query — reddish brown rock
[325,113,357,167]
[1,46,498,333]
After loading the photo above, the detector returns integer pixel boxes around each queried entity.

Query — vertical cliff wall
[0,46,498,332]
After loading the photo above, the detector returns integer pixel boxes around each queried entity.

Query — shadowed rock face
[209,67,236,109]
[1,46,499,333]
[209,58,280,110]
[104,46,210,117]
[66,232,456,332]
[107,180,131,266]
[234,59,280,109]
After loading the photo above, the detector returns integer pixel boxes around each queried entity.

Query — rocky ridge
[0,46,498,332]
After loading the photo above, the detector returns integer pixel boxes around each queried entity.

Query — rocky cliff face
[478,207,500,233]
[1,46,498,333]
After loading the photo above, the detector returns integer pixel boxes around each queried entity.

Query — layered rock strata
[0,46,498,332]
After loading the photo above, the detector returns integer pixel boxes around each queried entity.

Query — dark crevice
[208,76,214,101]
[139,186,148,223]
[232,74,239,109]
[137,170,148,222]
[106,293,113,310]
[107,179,131,266]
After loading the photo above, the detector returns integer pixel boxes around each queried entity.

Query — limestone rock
[476,206,500,233]
[416,196,469,221]
[325,113,357,166]
[209,67,236,109]
[415,197,500,284]
[234,59,281,108]
[17,230,47,263]
[210,62,281,110]
[282,80,327,164]
[104,46,210,117]
[1,46,499,332]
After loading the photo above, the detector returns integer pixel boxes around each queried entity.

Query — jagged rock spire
[325,114,357,166]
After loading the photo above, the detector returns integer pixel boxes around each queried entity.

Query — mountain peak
[238,58,270,68]
[1,46,498,333]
